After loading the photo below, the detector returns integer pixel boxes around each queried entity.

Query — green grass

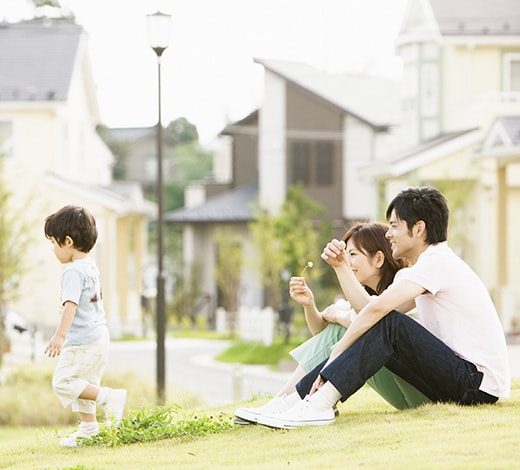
[215,338,305,366]
[1,378,520,469]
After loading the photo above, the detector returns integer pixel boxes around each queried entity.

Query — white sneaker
[257,396,336,429]
[234,394,298,424]
[59,427,98,447]
[104,388,127,427]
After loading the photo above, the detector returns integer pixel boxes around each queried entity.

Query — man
[258,186,511,429]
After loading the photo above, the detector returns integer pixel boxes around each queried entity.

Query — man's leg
[320,311,493,405]
[257,311,495,429]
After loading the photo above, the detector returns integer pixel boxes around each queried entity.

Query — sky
[3,0,410,144]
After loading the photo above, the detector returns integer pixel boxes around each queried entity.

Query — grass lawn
[1,380,519,469]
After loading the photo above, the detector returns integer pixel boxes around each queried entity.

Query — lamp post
[147,10,171,405]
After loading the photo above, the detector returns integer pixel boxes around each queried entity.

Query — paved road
[105,338,292,407]
[106,338,520,406]
[6,336,520,407]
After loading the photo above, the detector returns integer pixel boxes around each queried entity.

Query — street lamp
[147,10,171,405]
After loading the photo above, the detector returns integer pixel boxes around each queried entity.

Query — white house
[0,20,154,339]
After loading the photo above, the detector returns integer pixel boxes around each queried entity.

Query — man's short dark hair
[385,187,449,244]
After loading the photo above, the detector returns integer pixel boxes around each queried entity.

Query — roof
[429,0,520,35]
[220,110,259,136]
[165,184,258,223]
[45,173,155,216]
[474,116,520,164]
[0,21,82,101]
[496,116,520,145]
[359,128,481,178]
[254,59,400,128]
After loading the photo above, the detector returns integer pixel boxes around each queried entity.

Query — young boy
[44,205,127,447]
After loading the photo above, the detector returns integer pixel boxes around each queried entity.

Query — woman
[234,222,430,424]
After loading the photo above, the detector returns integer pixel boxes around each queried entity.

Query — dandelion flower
[301,261,313,277]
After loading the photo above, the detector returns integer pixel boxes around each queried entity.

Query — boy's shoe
[257,397,336,429]
[104,388,127,427]
[59,427,98,447]
[234,394,298,424]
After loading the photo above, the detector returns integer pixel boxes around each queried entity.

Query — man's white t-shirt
[395,242,511,398]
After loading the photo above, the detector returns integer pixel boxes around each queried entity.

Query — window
[503,53,520,91]
[0,121,13,158]
[315,141,333,185]
[292,141,310,185]
[291,140,334,186]
[420,63,439,117]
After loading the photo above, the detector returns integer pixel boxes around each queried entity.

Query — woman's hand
[289,276,313,306]
[321,304,353,328]
[320,239,346,268]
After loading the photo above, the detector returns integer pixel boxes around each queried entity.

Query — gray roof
[254,59,400,128]
[165,184,258,223]
[497,116,520,145]
[430,0,520,35]
[0,21,82,101]
[358,128,480,178]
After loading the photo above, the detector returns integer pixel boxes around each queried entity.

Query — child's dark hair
[44,205,98,253]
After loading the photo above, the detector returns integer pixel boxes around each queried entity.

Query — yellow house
[0,21,154,338]
[362,0,520,333]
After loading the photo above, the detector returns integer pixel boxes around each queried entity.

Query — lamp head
[147,11,171,57]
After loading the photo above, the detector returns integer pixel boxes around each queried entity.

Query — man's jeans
[296,311,498,405]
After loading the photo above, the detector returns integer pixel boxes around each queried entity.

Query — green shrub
[83,405,233,447]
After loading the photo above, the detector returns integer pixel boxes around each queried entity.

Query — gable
[398,0,440,44]
[255,58,400,128]
[0,21,82,101]
[359,128,481,178]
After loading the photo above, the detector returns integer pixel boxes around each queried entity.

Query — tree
[0,155,31,367]
[248,210,287,309]
[249,185,333,339]
[29,0,75,21]
[164,140,213,211]
[213,227,243,335]
[165,117,199,146]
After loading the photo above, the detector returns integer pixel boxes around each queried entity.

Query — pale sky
[3,0,409,144]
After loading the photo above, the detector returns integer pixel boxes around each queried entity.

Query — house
[166,59,400,314]
[0,21,154,339]
[361,0,520,332]
[100,126,180,192]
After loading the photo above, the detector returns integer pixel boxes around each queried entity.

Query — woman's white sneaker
[234,393,299,424]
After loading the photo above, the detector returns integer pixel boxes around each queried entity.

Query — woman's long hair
[342,222,406,295]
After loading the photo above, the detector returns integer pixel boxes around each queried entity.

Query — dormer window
[503,53,520,91]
